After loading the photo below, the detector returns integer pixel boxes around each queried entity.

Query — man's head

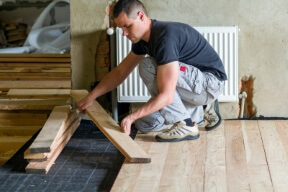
[113,0,147,20]
[113,0,150,43]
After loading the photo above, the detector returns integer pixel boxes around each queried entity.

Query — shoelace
[165,122,184,134]
[204,112,217,123]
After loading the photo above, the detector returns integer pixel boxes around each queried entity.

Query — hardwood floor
[111,120,288,192]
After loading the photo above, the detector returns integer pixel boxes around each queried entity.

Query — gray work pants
[134,57,224,133]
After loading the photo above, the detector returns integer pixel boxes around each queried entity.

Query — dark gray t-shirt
[132,20,227,81]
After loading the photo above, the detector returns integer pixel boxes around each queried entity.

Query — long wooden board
[70,90,151,163]
[24,115,80,161]
[28,105,71,153]
[0,98,70,110]
[7,89,71,98]
[0,80,71,91]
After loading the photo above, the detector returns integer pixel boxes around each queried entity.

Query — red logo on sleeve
[180,66,186,72]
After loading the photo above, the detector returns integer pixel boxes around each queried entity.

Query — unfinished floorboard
[0,136,33,166]
[28,105,71,153]
[25,110,78,160]
[0,112,47,119]
[0,98,70,110]
[70,90,151,163]
[259,120,288,191]
[0,126,42,136]
[225,121,250,192]
[25,117,81,174]
[241,121,273,191]
[0,119,46,126]
[0,80,71,91]
[204,123,227,192]
[7,89,71,99]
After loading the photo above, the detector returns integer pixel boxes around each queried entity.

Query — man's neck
[142,18,152,43]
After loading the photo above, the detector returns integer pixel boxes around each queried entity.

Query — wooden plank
[0,58,70,63]
[159,131,207,191]
[0,80,71,91]
[0,136,32,166]
[0,63,70,67]
[0,126,42,136]
[0,53,70,58]
[241,121,273,192]
[275,120,288,159]
[7,89,71,99]
[25,113,80,161]
[259,120,288,191]
[0,72,70,80]
[0,98,71,110]
[0,67,70,73]
[0,112,47,119]
[205,123,227,192]
[111,133,166,191]
[25,117,81,174]
[70,90,151,163]
[0,119,46,126]
[224,120,250,192]
[28,105,71,153]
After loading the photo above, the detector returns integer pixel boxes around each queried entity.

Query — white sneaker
[155,121,200,142]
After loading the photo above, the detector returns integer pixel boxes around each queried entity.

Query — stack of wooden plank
[0,53,73,167]
[0,21,28,48]
[0,53,71,112]
[24,105,81,174]
[0,112,47,166]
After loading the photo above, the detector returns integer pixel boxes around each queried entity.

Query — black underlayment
[0,120,137,192]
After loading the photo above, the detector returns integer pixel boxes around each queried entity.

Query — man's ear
[138,11,145,20]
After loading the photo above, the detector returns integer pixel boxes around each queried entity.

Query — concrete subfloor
[0,120,135,192]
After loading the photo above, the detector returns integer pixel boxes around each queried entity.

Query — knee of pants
[134,114,165,133]
[139,57,157,84]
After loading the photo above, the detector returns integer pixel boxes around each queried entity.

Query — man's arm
[78,52,145,111]
[121,61,179,134]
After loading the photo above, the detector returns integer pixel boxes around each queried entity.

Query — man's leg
[135,57,199,141]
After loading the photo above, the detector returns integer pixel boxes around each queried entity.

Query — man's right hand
[77,96,95,112]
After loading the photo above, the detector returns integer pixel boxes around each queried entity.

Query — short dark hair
[113,0,147,19]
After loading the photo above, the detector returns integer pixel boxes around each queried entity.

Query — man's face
[114,12,144,43]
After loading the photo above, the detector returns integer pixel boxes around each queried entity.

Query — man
[78,0,226,142]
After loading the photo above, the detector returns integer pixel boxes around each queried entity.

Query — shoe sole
[155,134,200,142]
[205,99,222,131]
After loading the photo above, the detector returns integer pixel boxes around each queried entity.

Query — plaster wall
[71,0,288,118]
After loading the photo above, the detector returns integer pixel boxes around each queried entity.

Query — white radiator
[116,26,238,102]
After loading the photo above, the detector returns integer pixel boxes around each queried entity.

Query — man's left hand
[120,115,135,135]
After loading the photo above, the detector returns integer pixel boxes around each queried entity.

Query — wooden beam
[7,89,71,99]
[70,90,151,163]
[0,80,71,91]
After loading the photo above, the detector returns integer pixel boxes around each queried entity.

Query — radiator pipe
[239,91,247,118]
[107,27,118,123]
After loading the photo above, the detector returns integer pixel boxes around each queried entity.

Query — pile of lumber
[0,53,73,167]
[0,112,47,166]
[25,105,81,174]
[0,21,28,48]
[0,53,71,112]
